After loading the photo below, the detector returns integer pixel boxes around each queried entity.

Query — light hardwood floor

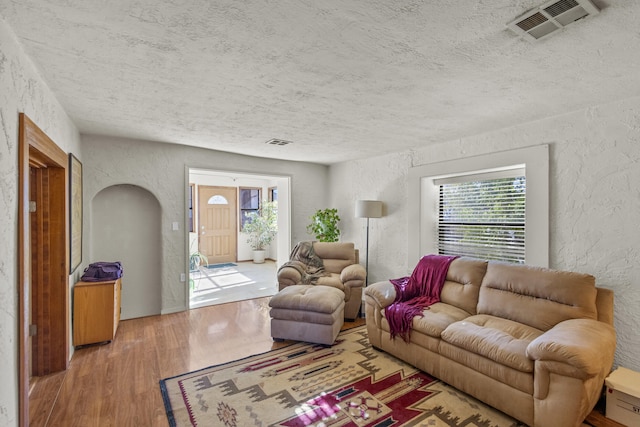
[29,297,364,426]
[29,296,619,427]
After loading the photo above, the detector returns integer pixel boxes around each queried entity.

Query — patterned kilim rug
[160,326,525,427]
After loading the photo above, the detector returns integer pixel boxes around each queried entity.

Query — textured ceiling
[1,0,639,164]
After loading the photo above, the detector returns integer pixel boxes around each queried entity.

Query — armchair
[277,241,366,320]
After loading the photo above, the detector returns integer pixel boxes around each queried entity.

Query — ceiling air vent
[507,0,599,41]
[264,138,292,146]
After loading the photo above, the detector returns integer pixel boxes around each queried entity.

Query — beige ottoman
[269,285,345,345]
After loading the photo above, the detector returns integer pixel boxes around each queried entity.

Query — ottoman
[269,285,345,345]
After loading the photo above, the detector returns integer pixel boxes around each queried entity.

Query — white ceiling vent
[507,0,600,41]
[264,138,292,146]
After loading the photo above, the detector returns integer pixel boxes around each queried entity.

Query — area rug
[205,263,237,269]
[160,326,525,427]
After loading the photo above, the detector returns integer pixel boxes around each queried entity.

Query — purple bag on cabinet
[81,261,123,282]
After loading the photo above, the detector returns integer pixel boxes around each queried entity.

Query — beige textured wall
[331,96,640,373]
[91,184,163,319]
[80,134,328,314]
[0,16,81,427]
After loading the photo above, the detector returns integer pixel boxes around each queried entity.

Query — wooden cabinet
[73,279,122,346]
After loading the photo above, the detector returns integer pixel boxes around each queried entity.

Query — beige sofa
[277,242,366,320]
[364,258,616,427]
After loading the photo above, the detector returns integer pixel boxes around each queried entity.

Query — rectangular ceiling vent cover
[507,0,599,41]
[265,138,292,146]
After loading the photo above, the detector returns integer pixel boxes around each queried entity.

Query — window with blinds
[437,170,526,263]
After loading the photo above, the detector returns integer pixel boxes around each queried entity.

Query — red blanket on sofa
[386,254,458,342]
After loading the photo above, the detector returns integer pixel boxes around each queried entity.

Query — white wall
[331,95,640,373]
[0,15,81,427]
[81,134,328,315]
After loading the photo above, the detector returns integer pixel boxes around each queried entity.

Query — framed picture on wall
[69,153,82,273]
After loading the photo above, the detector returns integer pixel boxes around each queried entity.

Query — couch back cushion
[477,262,598,331]
[440,257,488,315]
[313,242,356,274]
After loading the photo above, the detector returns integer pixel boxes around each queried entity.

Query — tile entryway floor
[189,260,278,309]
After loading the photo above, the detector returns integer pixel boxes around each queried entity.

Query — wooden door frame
[18,113,70,426]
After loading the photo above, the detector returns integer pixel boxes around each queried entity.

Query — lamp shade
[355,200,383,218]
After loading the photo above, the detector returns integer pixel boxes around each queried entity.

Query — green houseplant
[189,240,208,290]
[242,200,278,263]
[307,208,341,242]
[189,238,209,272]
[189,251,208,271]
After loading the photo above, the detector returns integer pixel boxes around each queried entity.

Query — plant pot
[252,250,266,264]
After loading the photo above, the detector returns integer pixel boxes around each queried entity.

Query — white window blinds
[437,170,526,263]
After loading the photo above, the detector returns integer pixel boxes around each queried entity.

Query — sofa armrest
[276,263,303,290]
[526,318,616,378]
[364,281,397,334]
[364,280,397,309]
[340,264,366,288]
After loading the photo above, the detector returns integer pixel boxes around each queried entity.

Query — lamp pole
[355,200,383,287]
[364,216,370,286]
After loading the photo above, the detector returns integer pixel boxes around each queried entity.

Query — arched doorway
[91,184,162,319]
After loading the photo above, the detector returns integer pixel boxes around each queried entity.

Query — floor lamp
[355,200,383,287]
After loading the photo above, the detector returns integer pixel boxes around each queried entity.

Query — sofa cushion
[477,263,598,331]
[381,302,469,338]
[376,302,470,352]
[440,257,488,315]
[439,341,534,395]
[408,303,471,338]
[313,242,356,274]
[441,315,543,373]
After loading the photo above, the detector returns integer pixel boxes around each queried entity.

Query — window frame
[268,186,278,202]
[408,145,548,268]
[188,183,195,233]
[239,187,262,231]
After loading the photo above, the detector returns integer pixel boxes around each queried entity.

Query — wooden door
[27,126,69,378]
[198,186,237,264]
[19,114,69,426]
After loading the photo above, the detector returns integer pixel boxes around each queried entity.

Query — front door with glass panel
[198,186,237,264]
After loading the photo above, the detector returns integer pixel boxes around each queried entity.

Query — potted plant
[189,239,209,271]
[189,251,208,271]
[189,243,208,291]
[307,208,341,242]
[242,200,278,263]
